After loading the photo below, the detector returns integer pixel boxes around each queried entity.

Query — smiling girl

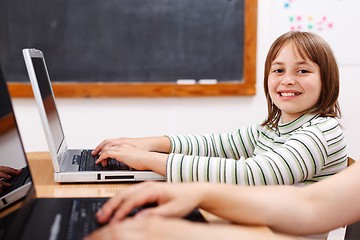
[93,31,348,186]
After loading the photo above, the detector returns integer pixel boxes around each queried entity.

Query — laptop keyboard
[66,199,106,240]
[65,199,207,239]
[65,200,160,239]
[77,150,131,171]
[1,166,30,196]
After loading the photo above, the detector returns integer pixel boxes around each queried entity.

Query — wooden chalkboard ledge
[8,82,256,98]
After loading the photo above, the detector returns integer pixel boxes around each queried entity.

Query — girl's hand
[92,136,170,156]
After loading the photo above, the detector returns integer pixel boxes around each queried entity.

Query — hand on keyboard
[0,166,23,194]
[78,150,131,171]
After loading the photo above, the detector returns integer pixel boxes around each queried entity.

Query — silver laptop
[22,48,165,183]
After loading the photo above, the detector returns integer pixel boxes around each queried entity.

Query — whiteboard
[269,0,360,66]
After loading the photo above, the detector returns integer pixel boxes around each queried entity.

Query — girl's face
[268,42,322,123]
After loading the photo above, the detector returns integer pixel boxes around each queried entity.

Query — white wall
[12,0,360,160]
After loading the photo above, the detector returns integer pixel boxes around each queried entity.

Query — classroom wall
[12,0,360,160]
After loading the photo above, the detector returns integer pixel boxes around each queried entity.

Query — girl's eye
[273,69,284,73]
[298,69,309,74]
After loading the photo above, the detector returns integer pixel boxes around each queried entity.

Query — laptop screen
[0,66,32,211]
[31,57,65,154]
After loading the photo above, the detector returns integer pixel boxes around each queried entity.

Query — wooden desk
[25,152,323,240]
[26,151,131,198]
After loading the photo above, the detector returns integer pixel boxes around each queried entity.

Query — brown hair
[262,31,341,128]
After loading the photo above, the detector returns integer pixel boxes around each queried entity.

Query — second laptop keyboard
[77,150,131,171]
[66,198,106,240]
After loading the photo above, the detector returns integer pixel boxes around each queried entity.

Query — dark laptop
[0,64,206,240]
[0,66,32,211]
[345,222,360,240]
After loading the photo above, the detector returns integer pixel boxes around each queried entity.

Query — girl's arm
[167,124,258,159]
[92,136,171,155]
[167,123,347,185]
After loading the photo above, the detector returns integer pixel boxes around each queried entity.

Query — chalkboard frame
[8,0,257,98]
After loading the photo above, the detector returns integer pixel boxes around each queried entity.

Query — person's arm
[167,124,258,158]
[167,123,347,185]
[92,125,258,176]
[94,144,168,175]
[92,136,171,156]
[85,216,298,240]
[193,161,360,235]
[96,162,360,236]
[92,136,171,173]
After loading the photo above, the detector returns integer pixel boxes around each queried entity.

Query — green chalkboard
[1,0,257,97]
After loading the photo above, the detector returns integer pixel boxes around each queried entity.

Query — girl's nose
[281,73,296,85]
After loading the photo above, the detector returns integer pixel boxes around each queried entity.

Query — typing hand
[92,137,148,157]
[94,144,149,170]
[92,136,170,157]
[95,182,201,224]
[0,166,22,193]
[85,216,203,240]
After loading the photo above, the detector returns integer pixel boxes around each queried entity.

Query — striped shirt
[166,114,348,185]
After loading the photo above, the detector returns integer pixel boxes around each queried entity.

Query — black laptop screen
[0,67,32,210]
[31,57,65,153]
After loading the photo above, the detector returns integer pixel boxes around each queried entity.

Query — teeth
[281,92,297,97]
